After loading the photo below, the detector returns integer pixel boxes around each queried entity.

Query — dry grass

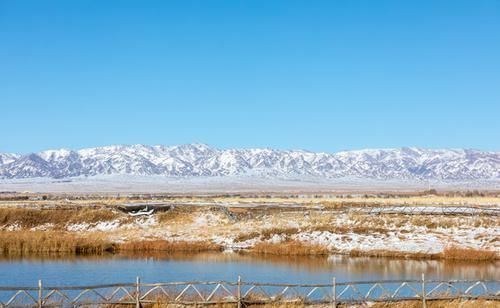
[251,240,329,256]
[349,246,498,261]
[234,231,261,242]
[0,196,498,261]
[0,232,223,255]
[349,249,439,259]
[234,227,300,243]
[108,299,500,308]
[156,208,199,224]
[118,240,223,253]
[308,224,389,235]
[0,208,120,229]
[369,299,500,308]
[440,246,498,261]
[0,231,115,255]
[315,196,500,208]
[2,194,500,209]
[338,212,500,231]
[260,227,299,240]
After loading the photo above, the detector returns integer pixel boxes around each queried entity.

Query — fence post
[332,277,336,308]
[237,275,242,308]
[38,280,42,308]
[136,276,141,308]
[421,273,426,308]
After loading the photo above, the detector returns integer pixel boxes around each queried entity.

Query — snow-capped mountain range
[0,144,499,181]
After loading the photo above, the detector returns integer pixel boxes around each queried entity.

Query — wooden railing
[0,274,498,307]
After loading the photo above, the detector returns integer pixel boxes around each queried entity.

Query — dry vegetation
[0,232,224,256]
[0,207,120,229]
[440,246,498,261]
[0,231,115,255]
[260,227,300,240]
[105,299,500,308]
[118,240,223,253]
[347,246,499,261]
[3,193,500,208]
[156,207,199,224]
[248,241,498,260]
[0,194,497,308]
[367,299,500,308]
[0,194,498,259]
[0,229,495,259]
[251,240,329,256]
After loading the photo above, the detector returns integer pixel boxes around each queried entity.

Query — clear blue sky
[1,1,499,154]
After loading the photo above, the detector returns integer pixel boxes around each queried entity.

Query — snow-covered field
[2,175,500,193]
[2,204,496,257]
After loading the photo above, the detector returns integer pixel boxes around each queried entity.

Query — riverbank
[0,231,497,261]
[0,196,498,260]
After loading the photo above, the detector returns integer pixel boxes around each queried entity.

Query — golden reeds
[0,231,115,255]
[0,208,120,229]
[251,240,329,256]
[349,246,498,261]
[440,246,498,261]
[117,240,223,253]
[0,231,224,256]
[260,227,299,240]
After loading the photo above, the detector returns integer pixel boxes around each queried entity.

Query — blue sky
[1,1,499,154]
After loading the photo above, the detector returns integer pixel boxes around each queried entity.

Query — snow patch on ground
[292,231,444,254]
[193,212,228,227]
[66,220,122,232]
[30,223,55,231]
[2,223,21,231]
[2,204,496,256]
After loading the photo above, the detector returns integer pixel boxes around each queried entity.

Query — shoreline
[0,232,497,261]
[0,196,498,261]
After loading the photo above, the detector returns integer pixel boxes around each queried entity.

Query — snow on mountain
[0,145,499,181]
[0,153,53,178]
[0,153,20,166]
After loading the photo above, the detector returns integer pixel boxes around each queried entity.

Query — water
[0,253,498,287]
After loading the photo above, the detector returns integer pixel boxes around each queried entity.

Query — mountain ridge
[1,144,499,181]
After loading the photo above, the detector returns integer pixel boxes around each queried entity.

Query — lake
[0,252,498,286]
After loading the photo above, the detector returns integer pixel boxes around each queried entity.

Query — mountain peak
[0,145,499,181]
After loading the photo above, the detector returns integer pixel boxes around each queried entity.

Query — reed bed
[251,240,329,256]
[117,239,223,253]
[0,231,115,255]
[440,246,498,261]
[349,246,498,261]
[348,249,437,259]
[0,229,496,260]
[0,232,223,255]
[0,207,120,229]
[260,227,300,240]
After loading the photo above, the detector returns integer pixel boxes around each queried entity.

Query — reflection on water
[0,252,497,286]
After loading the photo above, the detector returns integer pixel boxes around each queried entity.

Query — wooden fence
[0,274,498,307]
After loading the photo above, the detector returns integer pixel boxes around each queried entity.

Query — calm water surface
[0,253,498,286]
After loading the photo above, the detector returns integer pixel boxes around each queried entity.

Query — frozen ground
[93,210,500,255]
[2,205,496,256]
